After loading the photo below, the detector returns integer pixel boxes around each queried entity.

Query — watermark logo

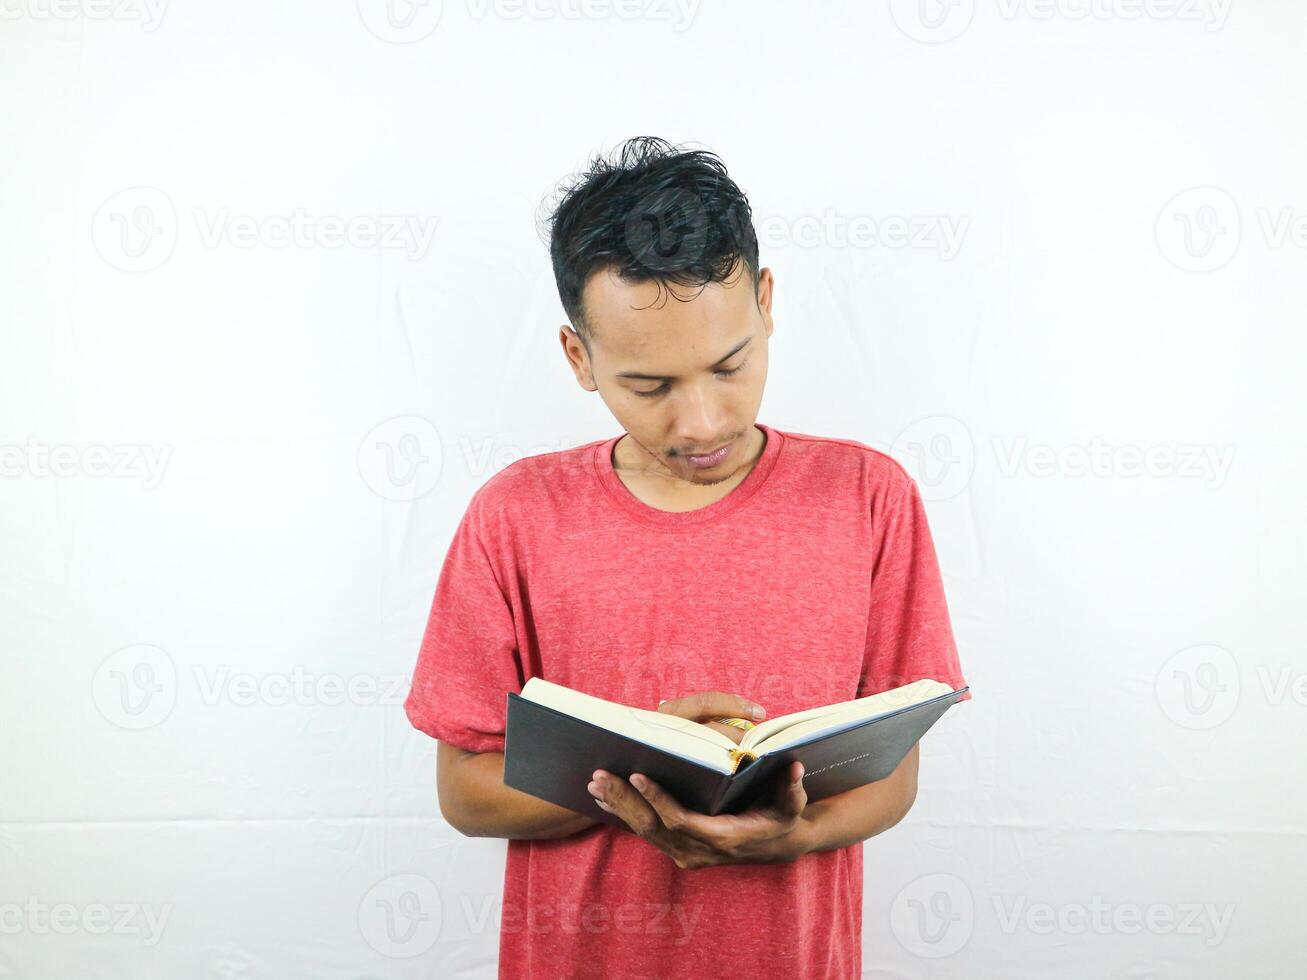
[1155,643,1240,729]
[357,0,443,42]
[92,187,439,271]
[623,187,714,274]
[891,415,976,501]
[1155,186,1241,272]
[92,644,178,730]
[357,416,444,501]
[358,874,443,958]
[890,872,975,957]
[890,0,975,43]
[92,186,177,273]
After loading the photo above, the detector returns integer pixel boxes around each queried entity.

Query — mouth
[681,440,734,470]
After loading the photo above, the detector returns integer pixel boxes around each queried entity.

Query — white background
[2,1,1304,977]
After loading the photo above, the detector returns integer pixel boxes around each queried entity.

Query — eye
[631,361,746,399]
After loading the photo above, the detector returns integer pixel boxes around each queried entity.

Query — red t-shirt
[404,422,970,979]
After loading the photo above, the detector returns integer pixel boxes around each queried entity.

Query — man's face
[561,261,774,485]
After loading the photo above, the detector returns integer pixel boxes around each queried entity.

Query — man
[404,136,970,979]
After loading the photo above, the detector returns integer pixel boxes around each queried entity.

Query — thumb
[773,760,807,819]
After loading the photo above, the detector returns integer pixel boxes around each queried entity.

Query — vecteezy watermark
[92,644,178,730]
[456,893,704,945]
[991,895,1236,947]
[890,873,975,957]
[1155,186,1241,272]
[92,645,409,730]
[1155,643,1240,729]
[192,665,408,708]
[621,186,718,273]
[891,416,977,502]
[1155,185,1307,272]
[91,186,178,273]
[499,899,703,944]
[357,0,701,42]
[890,873,1236,956]
[755,211,970,260]
[889,0,975,43]
[1156,643,1307,729]
[356,0,444,42]
[455,432,577,478]
[357,416,444,502]
[191,208,437,259]
[992,436,1235,490]
[995,0,1233,30]
[356,0,699,42]
[464,0,701,30]
[359,423,596,498]
[358,874,443,958]
[0,0,169,30]
[92,187,438,272]
[888,416,1236,500]
[357,879,704,956]
[890,0,1232,43]
[0,439,173,489]
[0,898,172,947]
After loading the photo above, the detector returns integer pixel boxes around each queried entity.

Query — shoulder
[773,426,918,502]
[461,437,602,535]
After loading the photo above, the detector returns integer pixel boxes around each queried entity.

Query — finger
[702,720,746,744]
[628,773,731,848]
[589,770,661,837]
[657,691,766,724]
[772,760,808,820]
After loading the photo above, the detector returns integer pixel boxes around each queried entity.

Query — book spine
[727,746,757,774]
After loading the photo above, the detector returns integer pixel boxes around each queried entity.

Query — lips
[687,442,730,458]
[682,440,733,468]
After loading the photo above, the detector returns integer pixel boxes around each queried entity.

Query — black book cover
[503,686,968,831]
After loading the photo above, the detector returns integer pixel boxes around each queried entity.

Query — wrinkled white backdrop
[2,1,1304,977]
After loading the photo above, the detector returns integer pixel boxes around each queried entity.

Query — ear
[757,267,775,337]
[559,325,597,391]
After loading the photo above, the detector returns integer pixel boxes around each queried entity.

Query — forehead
[581,266,755,360]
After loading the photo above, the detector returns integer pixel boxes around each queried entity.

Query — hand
[656,690,767,745]
[586,760,810,869]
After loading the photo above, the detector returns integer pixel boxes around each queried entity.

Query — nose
[671,381,730,453]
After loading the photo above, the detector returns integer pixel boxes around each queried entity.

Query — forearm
[787,745,920,858]
[440,747,600,841]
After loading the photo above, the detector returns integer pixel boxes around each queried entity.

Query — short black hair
[542,136,760,352]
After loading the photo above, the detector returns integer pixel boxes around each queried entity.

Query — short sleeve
[403,499,524,753]
[859,474,971,702]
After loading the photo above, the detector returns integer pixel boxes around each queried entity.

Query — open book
[503,677,968,827]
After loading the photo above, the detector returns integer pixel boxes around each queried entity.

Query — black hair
[541,136,760,351]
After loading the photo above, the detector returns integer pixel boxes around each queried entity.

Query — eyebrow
[615,337,752,381]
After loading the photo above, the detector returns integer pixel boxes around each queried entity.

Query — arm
[437,741,600,840]
[787,743,919,857]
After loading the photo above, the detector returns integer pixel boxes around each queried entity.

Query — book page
[744,679,955,753]
[519,677,739,774]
